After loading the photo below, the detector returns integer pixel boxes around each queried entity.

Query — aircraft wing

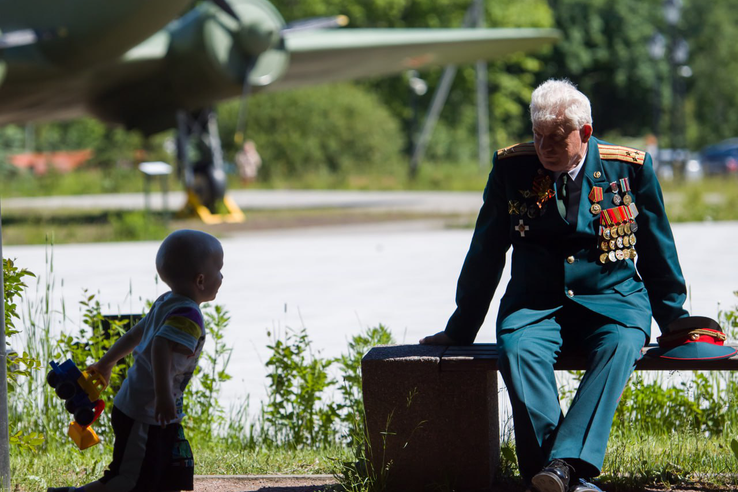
[270,28,561,91]
[90,26,560,133]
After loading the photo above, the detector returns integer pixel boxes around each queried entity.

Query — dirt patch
[184,209,466,236]
[194,475,337,492]
[193,476,738,492]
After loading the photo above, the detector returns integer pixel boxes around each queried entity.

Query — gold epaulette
[598,143,646,165]
[496,142,537,160]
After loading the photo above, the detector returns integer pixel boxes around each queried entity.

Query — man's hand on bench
[419,331,458,345]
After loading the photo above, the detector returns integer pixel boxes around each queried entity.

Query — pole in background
[409,65,458,177]
[409,0,488,176]
[0,201,11,491]
[474,0,490,169]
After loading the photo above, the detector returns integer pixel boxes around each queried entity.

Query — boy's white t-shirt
[114,292,205,425]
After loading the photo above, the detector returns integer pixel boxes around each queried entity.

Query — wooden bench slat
[440,344,738,372]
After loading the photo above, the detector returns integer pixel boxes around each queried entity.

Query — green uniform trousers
[497,301,646,481]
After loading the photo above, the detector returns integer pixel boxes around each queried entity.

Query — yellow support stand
[178,189,245,224]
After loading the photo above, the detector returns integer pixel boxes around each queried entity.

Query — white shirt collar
[554,144,587,182]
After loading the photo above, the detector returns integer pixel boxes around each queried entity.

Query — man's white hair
[530,79,592,129]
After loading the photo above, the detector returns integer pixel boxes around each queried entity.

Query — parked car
[699,138,738,175]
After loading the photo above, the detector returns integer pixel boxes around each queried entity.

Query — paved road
[2,189,485,214]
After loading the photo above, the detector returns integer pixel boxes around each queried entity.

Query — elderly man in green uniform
[421,79,690,492]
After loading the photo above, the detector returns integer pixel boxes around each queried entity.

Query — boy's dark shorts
[99,406,194,492]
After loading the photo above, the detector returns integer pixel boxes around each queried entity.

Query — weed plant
[4,253,396,490]
[7,252,738,491]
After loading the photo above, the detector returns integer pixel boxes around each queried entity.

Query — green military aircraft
[0,0,559,221]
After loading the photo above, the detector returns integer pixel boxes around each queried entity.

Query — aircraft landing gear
[175,107,244,224]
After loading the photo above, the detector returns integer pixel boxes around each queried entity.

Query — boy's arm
[88,321,145,384]
[152,336,178,426]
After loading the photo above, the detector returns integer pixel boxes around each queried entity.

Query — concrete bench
[361,343,738,492]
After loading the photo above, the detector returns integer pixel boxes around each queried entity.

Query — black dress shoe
[569,478,603,492]
[531,459,575,492]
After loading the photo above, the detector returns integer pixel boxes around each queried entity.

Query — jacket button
[567,290,574,297]
[566,256,575,264]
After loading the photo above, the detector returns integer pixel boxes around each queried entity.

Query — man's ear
[196,273,205,290]
[581,124,593,142]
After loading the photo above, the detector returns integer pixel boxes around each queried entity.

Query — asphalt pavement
[2,189,484,214]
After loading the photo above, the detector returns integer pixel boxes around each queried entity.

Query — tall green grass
[6,253,738,491]
[4,251,395,491]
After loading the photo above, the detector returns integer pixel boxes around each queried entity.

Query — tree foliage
[270,0,555,155]
[540,0,668,138]
[683,0,738,148]
[15,0,738,176]
[217,83,404,178]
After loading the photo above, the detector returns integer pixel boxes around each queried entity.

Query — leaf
[501,445,517,466]
[731,438,738,461]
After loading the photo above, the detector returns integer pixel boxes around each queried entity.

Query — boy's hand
[154,394,177,427]
[87,362,114,387]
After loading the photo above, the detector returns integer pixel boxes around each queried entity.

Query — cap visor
[646,343,737,360]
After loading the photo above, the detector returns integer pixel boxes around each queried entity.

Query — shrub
[217,83,405,179]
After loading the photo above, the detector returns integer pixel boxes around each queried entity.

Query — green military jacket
[445,136,689,344]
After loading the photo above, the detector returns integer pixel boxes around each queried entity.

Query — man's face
[533,120,592,172]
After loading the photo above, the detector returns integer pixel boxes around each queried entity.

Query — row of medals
[598,220,638,264]
[595,188,638,264]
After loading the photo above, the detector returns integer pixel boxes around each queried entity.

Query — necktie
[556,173,569,220]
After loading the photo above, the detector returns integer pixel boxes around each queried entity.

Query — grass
[0,160,490,198]
[0,166,154,198]
[11,431,738,492]
[497,431,738,491]
[195,444,349,475]
[0,210,171,245]
[243,160,491,192]
[661,176,738,222]
[602,431,738,490]
[11,444,348,492]
[0,208,461,245]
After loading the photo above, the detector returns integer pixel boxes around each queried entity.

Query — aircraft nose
[237,24,279,57]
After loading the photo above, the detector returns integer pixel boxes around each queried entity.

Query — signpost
[139,161,173,220]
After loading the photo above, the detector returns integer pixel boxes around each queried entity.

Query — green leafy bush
[182,304,233,444]
[3,259,43,450]
[217,84,404,179]
[259,327,340,449]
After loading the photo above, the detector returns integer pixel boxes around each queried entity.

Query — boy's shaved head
[156,229,222,288]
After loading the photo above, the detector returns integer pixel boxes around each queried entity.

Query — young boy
[48,229,224,492]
